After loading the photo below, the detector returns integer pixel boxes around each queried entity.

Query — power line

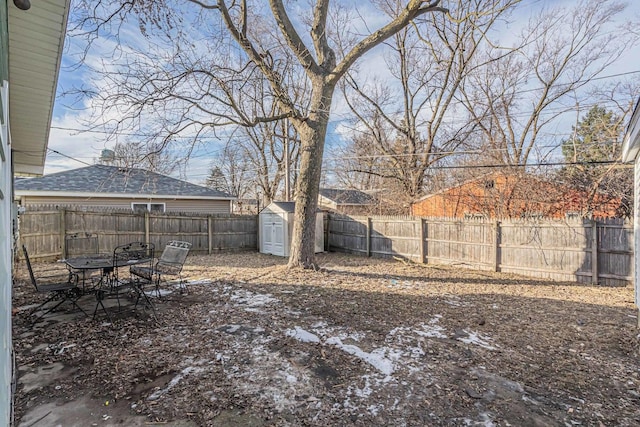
[46,148,93,166]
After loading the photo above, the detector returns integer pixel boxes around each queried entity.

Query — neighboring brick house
[15,164,235,214]
[411,172,621,219]
[318,188,377,215]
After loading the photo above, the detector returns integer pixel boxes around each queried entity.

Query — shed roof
[263,201,296,213]
[319,188,376,205]
[14,164,235,199]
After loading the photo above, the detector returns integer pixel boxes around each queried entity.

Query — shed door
[263,213,285,256]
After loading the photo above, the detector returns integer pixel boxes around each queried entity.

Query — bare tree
[71,0,448,268]
[334,0,518,208]
[227,115,302,205]
[97,141,179,176]
[460,0,639,167]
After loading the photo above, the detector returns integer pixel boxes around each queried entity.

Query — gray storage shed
[259,202,324,257]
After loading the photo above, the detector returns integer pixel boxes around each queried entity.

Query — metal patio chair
[22,245,87,324]
[64,232,103,288]
[130,240,192,297]
[64,232,100,258]
[93,242,156,322]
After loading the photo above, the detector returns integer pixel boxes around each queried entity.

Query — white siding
[635,161,640,307]
[0,79,11,427]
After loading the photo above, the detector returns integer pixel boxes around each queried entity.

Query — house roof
[14,164,235,199]
[9,0,71,176]
[413,172,503,203]
[319,188,376,205]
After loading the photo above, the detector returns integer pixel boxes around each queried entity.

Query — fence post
[493,220,501,272]
[591,219,599,285]
[59,208,66,258]
[418,218,426,263]
[366,217,372,257]
[208,216,213,255]
[144,211,150,244]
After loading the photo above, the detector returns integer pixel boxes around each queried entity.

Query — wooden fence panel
[149,214,209,252]
[370,217,422,261]
[19,210,61,260]
[64,210,146,252]
[18,208,258,260]
[425,219,494,268]
[209,215,258,252]
[327,215,368,255]
[498,221,592,282]
[326,214,633,285]
[597,220,633,285]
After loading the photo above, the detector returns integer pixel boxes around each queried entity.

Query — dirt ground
[11,252,640,426]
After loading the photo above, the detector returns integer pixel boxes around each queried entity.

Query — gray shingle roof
[271,201,296,212]
[14,164,234,199]
[319,188,376,205]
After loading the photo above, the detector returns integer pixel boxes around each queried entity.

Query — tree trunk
[287,80,334,269]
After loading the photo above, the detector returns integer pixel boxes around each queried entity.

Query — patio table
[63,254,113,294]
[64,254,152,293]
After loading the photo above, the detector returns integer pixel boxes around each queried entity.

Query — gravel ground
[12,251,640,426]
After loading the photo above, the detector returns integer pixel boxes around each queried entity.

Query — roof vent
[100,149,116,163]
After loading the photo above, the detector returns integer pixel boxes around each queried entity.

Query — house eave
[14,190,237,201]
[622,97,640,163]
[9,0,71,176]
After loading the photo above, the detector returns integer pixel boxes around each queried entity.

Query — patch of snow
[227,342,316,412]
[286,327,321,343]
[463,412,496,427]
[222,324,242,334]
[416,316,447,338]
[286,309,303,316]
[325,337,400,376]
[286,374,297,383]
[184,279,213,286]
[445,299,468,307]
[343,375,394,417]
[145,289,173,297]
[230,290,278,310]
[367,404,383,416]
[458,331,497,350]
[307,322,364,342]
[147,366,204,401]
[244,307,268,313]
[351,375,374,398]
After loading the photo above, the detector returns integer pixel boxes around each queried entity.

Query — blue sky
[45,0,640,185]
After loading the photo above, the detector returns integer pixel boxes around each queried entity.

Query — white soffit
[8,0,70,176]
[623,97,640,163]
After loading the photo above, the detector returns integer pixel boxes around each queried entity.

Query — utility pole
[284,118,291,201]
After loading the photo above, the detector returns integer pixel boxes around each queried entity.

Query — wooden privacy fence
[18,207,633,286]
[18,207,258,261]
[327,214,633,286]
